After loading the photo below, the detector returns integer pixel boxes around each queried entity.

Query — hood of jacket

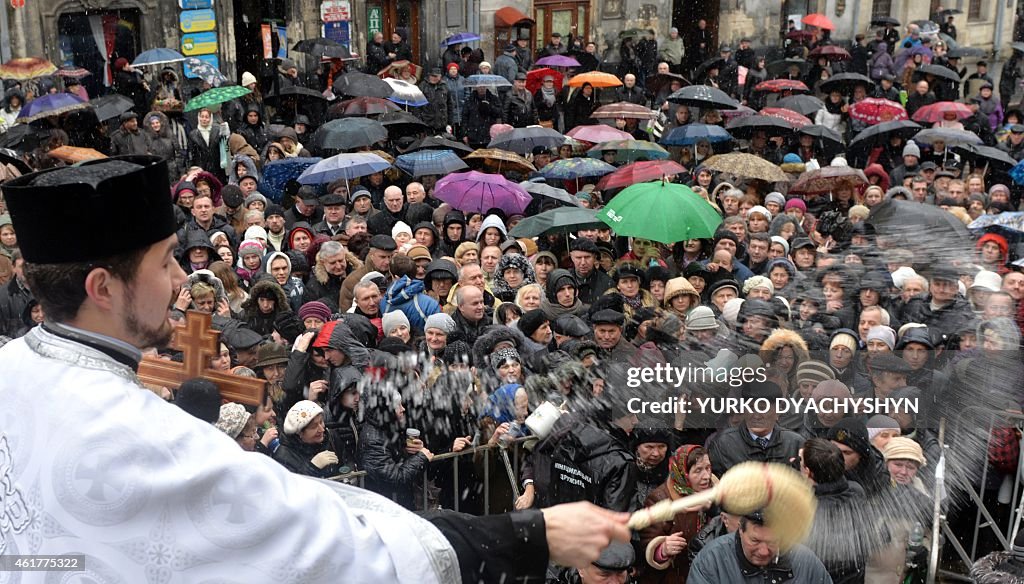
[471,325,527,372]
[492,253,537,298]
[243,278,289,314]
[545,268,578,303]
[143,110,171,139]
[185,269,228,303]
[476,214,508,243]
[327,321,371,367]
[662,277,700,309]
[384,275,426,305]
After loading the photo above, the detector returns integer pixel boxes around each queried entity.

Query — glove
[311,451,338,469]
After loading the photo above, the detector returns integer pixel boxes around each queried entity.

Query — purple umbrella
[441,33,480,47]
[16,93,91,123]
[536,55,581,68]
[434,170,532,214]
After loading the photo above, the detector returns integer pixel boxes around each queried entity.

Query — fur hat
[284,400,324,435]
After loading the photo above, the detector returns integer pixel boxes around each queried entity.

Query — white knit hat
[241,71,257,87]
[742,275,775,296]
[382,311,411,335]
[392,221,413,239]
[214,403,251,439]
[721,297,744,327]
[284,400,324,435]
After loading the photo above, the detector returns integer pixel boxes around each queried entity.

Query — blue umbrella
[660,124,733,146]
[538,157,616,180]
[396,150,468,177]
[968,212,1024,243]
[132,48,186,67]
[442,33,481,47]
[16,93,91,123]
[1010,159,1024,185]
[298,152,391,185]
[464,74,513,88]
[259,157,321,202]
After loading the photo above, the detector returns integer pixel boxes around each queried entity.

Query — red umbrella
[526,68,564,94]
[808,45,851,61]
[595,160,688,191]
[329,97,400,117]
[848,98,908,125]
[761,107,813,128]
[786,30,815,41]
[802,14,835,30]
[911,101,974,124]
[754,79,809,93]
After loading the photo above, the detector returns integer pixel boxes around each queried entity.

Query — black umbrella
[693,58,726,81]
[947,47,986,59]
[293,38,357,60]
[799,124,844,147]
[870,16,901,26]
[666,85,739,110]
[0,148,31,174]
[725,114,796,138]
[311,117,389,150]
[848,119,922,149]
[333,71,393,98]
[766,58,809,77]
[937,8,963,16]
[0,124,49,150]
[955,143,1018,169]
[379,110,430,137]
[519,180,583,208]
[89,94,135,122]
[774,94,825,117]
[264,85,327,107]
[868,198,971,257]
[407,135,474,155]
[819,72,875,95]
[915,64,961,82]
[646,72,688,94]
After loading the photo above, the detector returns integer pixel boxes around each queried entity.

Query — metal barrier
[328,436,531,515]
[933,407,1024,582]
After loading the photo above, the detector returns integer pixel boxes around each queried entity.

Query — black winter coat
[0,278,32,338]
[359,421,429,510]
[273,432,340,478]
[706,423,804,478]
[462,91,502,146]
[186,124,227,182]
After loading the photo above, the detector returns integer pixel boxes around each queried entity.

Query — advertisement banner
[180,9,216,33]
[181,31,218,56]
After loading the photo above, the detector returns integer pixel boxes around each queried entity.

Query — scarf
[623,292,645,311]
[540,86,557,107]
[668,444,702,496]
[198,124,211,145]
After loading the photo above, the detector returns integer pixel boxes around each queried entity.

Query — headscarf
[668,444,704,496]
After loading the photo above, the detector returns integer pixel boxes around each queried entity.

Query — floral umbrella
[16,93,91,122]
[591,102,657,120]
[464,148,536,174]
[586,139,669,163]
[700,153,789,182]
[911,101,973,124]
[0,57,57,80]
[184,85,252,112]
[761,107,813,128]
[847,98,908,125]
[754,79,810,93]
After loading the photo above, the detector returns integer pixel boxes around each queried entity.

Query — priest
[0,156,629,582]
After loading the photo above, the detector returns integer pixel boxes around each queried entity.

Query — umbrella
[536,55,581,67]
[434,170,532,214]
[956,143,1018,169]
[848,120,922,149]
[808,45,851,60]
[726,115,796,138]
[660,123,733,146]
[848,98,908,124]
[259,158,321,202]
[329,96,400,118]
[566,125,633,144]
[0,125,48,150]
[293,38,355,59]
[185,85,251,112]
[867,198,972,259]
[89,94,135,122]
[646,72,688,94]
[761,107,813,128]
[619,28,646,39]
[912,127,981,146]
[767,58,810,77]
[586,139,669,163]
[786,30,816,42]
[334,71,393,98]
[666,85,739,110]
[916,64,960,82]
[56,66,91,79]
[911,101,973,123]
[600,181,723,243]
[938,8,963,15]
[519,181,582,208]
[596,160,688,191]
[693,58,726,81]
[16,93,91,123]
[871,17,901,26]
[0,57,57,80]
[754,79,809,93]
[591,102,657,120]
[1009,160,1024,184]
[384,78,428,107]
[311,117,389,150]
[968,213,1024,243]
[442,33,480,46]
[790,166,868,195]
[538,158,616,180]
[408,135,474,154]
[798,124,844,147]
[911,20,940,34]
[509,206,603,237]
[489,127,565,155]
[464,74,513,89]
[802,14,835,30]
[132,48,185,67]
[465,148,536,174]
[263,85,327,107]
[568,72,623,88]
[298,152,391,185]
[396,150,468,177]
[774,95,825,117]
[380,110,430,136]
[526,68,563,93]
[47,146,107,164]
[720,104,759,120]
[947,47,986,58]
[818,72,875,94]
[701,153,789,182]
[184,57,227,87]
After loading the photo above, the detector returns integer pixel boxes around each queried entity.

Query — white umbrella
[384,78,428,109]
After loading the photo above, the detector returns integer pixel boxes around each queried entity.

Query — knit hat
[866,414,900,440]
[265,203,286,219]
[491,347,521,370]
[720,297,744,327]
[244,225,268,241]
[241,71,257,87]
[392,221,413,239]
[518,308,549,338]
[742,275,775,296]
[685,306,719,331]
[244,192,268,208]
[425,312,456,334]
[443,340,472,365]
[795,360,836,385]
[902,140,920,158]
[175,381,221,423]
[770,235,790,256]
[215,403,251,439]
[283,400,324,435]
[382,310,411,335]
[826,417,871,460]
[405,244,432,262]
[238,239,263,258]
[784,198,807,213]
[830,329,859,352]
[747,205,772,221]
[810,379,851,399]
[298,301,332,324]
[890,266,919,289]
[866,325,896,350]
[882,436,926,466]
[783,153,802,164]
[970,269,1002,292]
[765,192,786,208]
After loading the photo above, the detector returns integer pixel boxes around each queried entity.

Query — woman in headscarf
[492,253,537,303]
[564,82,597,131]
[637,444,716,583]
[534,74,561,129]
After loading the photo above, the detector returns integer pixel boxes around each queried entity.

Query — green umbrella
[599,181,722,244]
[509,207,604,238]
[185,85,252,112]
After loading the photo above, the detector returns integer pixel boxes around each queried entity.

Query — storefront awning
[494,7,535,27]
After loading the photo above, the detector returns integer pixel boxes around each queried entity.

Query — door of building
[367,0,421,65]
[534,1,589,53]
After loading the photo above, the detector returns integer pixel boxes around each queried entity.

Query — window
[969,0,982,19]
[871,0,892,19]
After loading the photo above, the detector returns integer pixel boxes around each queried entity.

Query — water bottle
[263,421,280,452]
[904,521,924,584]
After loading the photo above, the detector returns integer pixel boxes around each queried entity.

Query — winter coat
[706,423,804,478]
[806,477,873,584]
[110,125,148,156]
[688,532,832,584]
[240,278,290,336]
[364,41,390,74]
[502,89,539,128]
[229,153,260,185]
[493,53,519,84]
[380,275,441,333]
[638,479,707,583]
[443,74,466,125]
[238,103,269,152]
[462,90,503,146]
[359,416,428,510]
[564,87,597,130]
[0,277,31,337]
[614,84,648,106]
[418,80,452,132]
[176,215,237,255]
[187,123,227,182]
[572,268,615,307]
[140,111,182,177]
[273,432,339,478]
[869,45,895,81]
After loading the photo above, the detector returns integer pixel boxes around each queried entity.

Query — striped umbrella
[395,150,468,177]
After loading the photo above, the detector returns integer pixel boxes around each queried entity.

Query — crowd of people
[4,14,1024,583]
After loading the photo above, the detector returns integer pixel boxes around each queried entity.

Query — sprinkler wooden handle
[627,487,719,530]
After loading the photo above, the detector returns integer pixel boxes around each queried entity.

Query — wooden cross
[137,310,267,406]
